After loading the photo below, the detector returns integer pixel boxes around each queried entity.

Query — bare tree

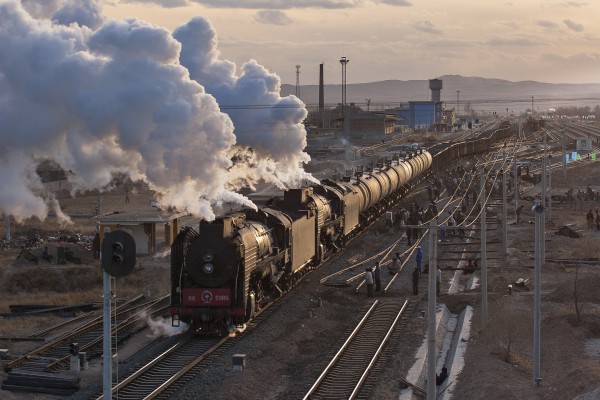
[573,265,586,323]
[490,300,527,363]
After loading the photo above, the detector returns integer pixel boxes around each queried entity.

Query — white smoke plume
[0,1,315,222]
[146,315,188,337]
[174,16,317,189]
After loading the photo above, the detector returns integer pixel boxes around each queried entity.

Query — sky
[1,0,598,222]
[102,0,600,85]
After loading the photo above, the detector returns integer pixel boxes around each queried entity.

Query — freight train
[170,121,513,333]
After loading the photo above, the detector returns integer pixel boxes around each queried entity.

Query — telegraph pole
[548,155,552,219]
[514,124,520,214]
[562,129,567,178]
[480,169,488,327]
[426,220,438,400]
[532,199,544,387]
[541,136,547,262]
[456,90,460,116]
[502,169,507,256]
[4,214,10,241]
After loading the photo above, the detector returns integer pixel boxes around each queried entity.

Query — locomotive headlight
[203,263,215,274]
[203,253,213,262]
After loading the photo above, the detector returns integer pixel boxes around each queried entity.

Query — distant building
[387,101,445,131]
[348,112,396,135]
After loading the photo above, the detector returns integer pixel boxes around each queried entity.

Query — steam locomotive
[170,122,513,333]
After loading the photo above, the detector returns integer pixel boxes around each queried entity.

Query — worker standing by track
[374,261,382,292]
[365,268,374,298]
[416,246,423,274]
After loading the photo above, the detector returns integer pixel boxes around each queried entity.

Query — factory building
[386,102,446,132]
[348,112,396,135]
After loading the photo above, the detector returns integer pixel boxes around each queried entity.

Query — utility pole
[502,169,507,256]
[514,123,520,214]
[456,90,460,116]
[548,155,552,219]
[426,220,438,400]
[532,96,534,114]
[4,214,10,241]
[562,128,567,178]
[366,98,371,112]
[102,229,112,400]
[96,191,101,216]
[480,169,488,328]
[541,133,547,262]
[532,199,544,388]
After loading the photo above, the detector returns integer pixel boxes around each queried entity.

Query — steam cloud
[146,315,188,337]
[0,0,313,222]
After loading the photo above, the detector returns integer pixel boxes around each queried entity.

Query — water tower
[429,78,443,102]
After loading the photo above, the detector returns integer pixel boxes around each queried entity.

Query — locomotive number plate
[182,288,232,306]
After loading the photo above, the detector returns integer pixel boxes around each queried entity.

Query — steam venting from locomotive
[0,0,313,222]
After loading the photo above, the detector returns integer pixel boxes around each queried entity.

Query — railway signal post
[101,229,136,400]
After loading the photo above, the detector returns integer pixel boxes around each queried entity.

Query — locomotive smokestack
[319,63,324,128]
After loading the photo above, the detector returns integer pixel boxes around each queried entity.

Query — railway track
[5,294,169,373]
[96,335,225,400]
[303,299,411,400]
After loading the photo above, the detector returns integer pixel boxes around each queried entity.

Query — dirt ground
[1,130,600,399]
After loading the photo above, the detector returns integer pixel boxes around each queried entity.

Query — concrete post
[102,271,112,399]
[502,170,507,256]
[480,169,488,328]
[4,214,10,241]
[533,199,544,387]
[426,220,438,400]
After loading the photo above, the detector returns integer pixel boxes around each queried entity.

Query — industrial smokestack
[319,63,324,128]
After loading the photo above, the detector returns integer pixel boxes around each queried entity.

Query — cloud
[51,0,104,29]
[497,20,519,29]
[539,52,600,81]
[372,0,411,6]
[486,37,544,46]
[117,0,410,9]
[412,20,443,35]
[536,20,559,29]
[119,0,361,9]
[173,16,315,190]
[119,0,191,7]
[254,10,293,25]
[563,1,587,7]
[563,19,584,32]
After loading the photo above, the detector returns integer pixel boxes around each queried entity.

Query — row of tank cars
[170,121,513,334]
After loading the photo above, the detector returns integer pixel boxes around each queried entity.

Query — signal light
[102,231,136,278]
[112,242,124,264]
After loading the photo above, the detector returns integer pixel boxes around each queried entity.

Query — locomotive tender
[170,122,512,333]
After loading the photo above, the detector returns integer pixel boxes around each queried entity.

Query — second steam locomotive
[170,122,512,333]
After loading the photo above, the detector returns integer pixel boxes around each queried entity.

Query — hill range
[281,75,600,113]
